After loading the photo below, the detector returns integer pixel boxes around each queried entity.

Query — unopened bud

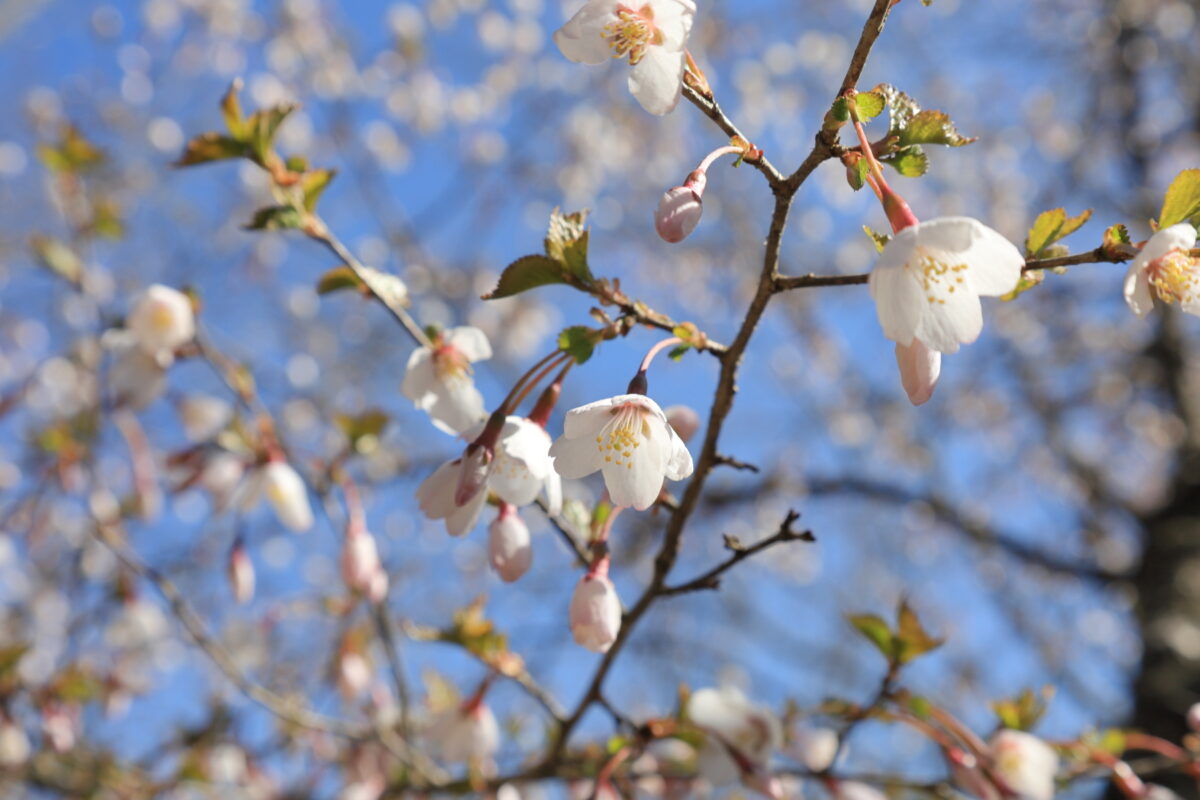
[569,570,622,653]
[655,178,705,244]
[488,505,532,583]
[664,405,701,443]
[341,527,388,603]
[127,284,195,357]
[228,543,255,605]
[338,651,372,699]
[262,460,314,532]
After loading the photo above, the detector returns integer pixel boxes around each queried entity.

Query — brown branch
[661,510,814,596]
[838,0,898,97]
[681,84,784,188]
[773,246,1130,292]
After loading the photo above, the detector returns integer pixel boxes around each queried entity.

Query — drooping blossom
[553,0,697,116]
[126,283,195,359]
[416,457,490,537]
[488,504,533,583]
[244,460,314,533]
[427,702,500,764]
[687,686,782,796]
[341,525,389,603]
[656,175,705,243]
[569,569,622,653]
[467,415,562,513]
[868,217,1023,405]
[987,729,1059,800]
[227,542,255,605]
[1124,223,1199,317]
[401,326,492,436]
[549,394,693,511]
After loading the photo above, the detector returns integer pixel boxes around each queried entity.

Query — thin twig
[661,511,814,596]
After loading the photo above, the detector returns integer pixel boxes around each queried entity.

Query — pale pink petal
[562,396,622,439]
[553,0,619,65]
[894,340,942,406]
[400,348,436,401]
[600,415,668,510]
[445,326,493,363]
[416,460,460,520]
[627,45,685,115]
[446,488,486,537]
[549,435,603,480]
[1124,262,1154,318]
[913,282,983,353]
[650,0,696,50]
[662,423,694,481]
[868,257,925,346]
[1139,223,1197,266]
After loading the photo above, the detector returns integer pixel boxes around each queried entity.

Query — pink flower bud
[228,543,255,605]
[127,284,195,357]
[455,442,494,507]
[428,703,500,764]
[569,572,622,653]
[794,726,839,772]
[654,180,704,244]
[41,705,76,753]
[664,405,701,443]
[1188,702,1200,732]
[338,651,372,699]
[488,505,532,583]
[342,527,388,602]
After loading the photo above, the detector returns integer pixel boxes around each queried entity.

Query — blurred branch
[806,475,1129,581]
[661,510,814,596]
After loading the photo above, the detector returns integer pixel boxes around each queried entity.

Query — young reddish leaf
[1159,168,1200,228]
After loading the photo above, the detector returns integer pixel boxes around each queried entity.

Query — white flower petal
[446,326,493,363]
[549,435,603,480]
[424,380,487,436]
[1124,262,1154,318]
[894,340,941,406]
[942,219,1024,297]
[562,396,622,439]
[1138,223,1197,267]
[416,460,461,520]
[650,0,696,51]
[445,488,486,537]
[627,45,685,115]
[913,282,983,353]
[662,423,693,481]
[868,257,925,346]
[553,0,619,65]
[543,469,563,516]
[600,416,668,510]
[400,348,436,401]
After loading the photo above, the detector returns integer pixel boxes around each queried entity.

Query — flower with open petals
[687,686,782,794]
[554,0,696,116]
[241,461,314,532]
[549,394,693,511]
[1124,223,1199,317]
[401,326,492,436]
[988,729,1058,800]
[342,526,388,603]
[868,217,1023,405]
[126,284,195,360]
[427,703,499,764]
[467,415,562,513]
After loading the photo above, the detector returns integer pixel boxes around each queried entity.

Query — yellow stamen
[1148,251,1200,305]
[602,4,662,65]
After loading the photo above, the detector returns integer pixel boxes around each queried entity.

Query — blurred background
[1,0,1199,797]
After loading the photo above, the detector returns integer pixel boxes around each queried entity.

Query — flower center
[149,303,178,333]
[1147,251,1199,305]
[603,4,662,65]
[432,344,471,382]
[595,403,651,470]
[911,247,969,305]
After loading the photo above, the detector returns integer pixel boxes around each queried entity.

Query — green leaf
[848,613,895,660]
[220,80,247,140]
[244,205,304,231]
[30,235,83,284]
[175,133,249,167]
[301,168,336,212]
[557,325,598,365]
[863,225,891,253]
[37,125,105,173]
[317,265,363,294]
[1000,270,1045,302]
[334,409,389,453]
[848,157,869,191]
[883,147,929,178]
[992,686,1054,731]
[483,255,570,300]
[822,96,852,131]
[247,102,298,163]
[1025,208,1093,258]
[894,599,943,665]
[855,91,886,121]
[1159,168,1200,228]
[898,109,976,148]
[668,345,690,361]
[876,85,922,138]
[544,209,594,283]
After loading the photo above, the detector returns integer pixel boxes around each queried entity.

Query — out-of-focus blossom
[1124,223,1199,317]
[228,542,255,605]
[0,720,30,767]
[126,284,195,359]
[179,393,233,442]
[988,729,1058,800]
[687,686,781,794]
[416,458,488,537]
[488,504,533,582]
[341,525,389,603]
[664,404,701,443]
[243,460,314,532]
[401,326,492,435]
[553,0,696,115]
[569,571,622,652]
[793,725,839,772]
[549,393,693,511]
[427,702,500,764]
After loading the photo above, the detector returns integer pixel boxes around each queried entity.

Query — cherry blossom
[105,334,167,410]
[416,457,489,537]
[569,570,622,652]
[467,415,562,513]
[178,393,232,442]
[1124,223,1199,317]
[227,542,255,605]
[488,504,533,583]
[868,217,1024,405]
[1188,701,1200,731]
[987,729,1058,800]
[427,702,500,764]
[126,284,195,359]
[664,404,701,443]
[687,686,782,796]
[341,525,388,603]
[655,179,704,243]
[553,0,697,116]
[0,720,29,767]
[242,460,314,533]
[549,393,693,511]
[834,782,888,800]
[793,725,839,772]
[401,326,492,436]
